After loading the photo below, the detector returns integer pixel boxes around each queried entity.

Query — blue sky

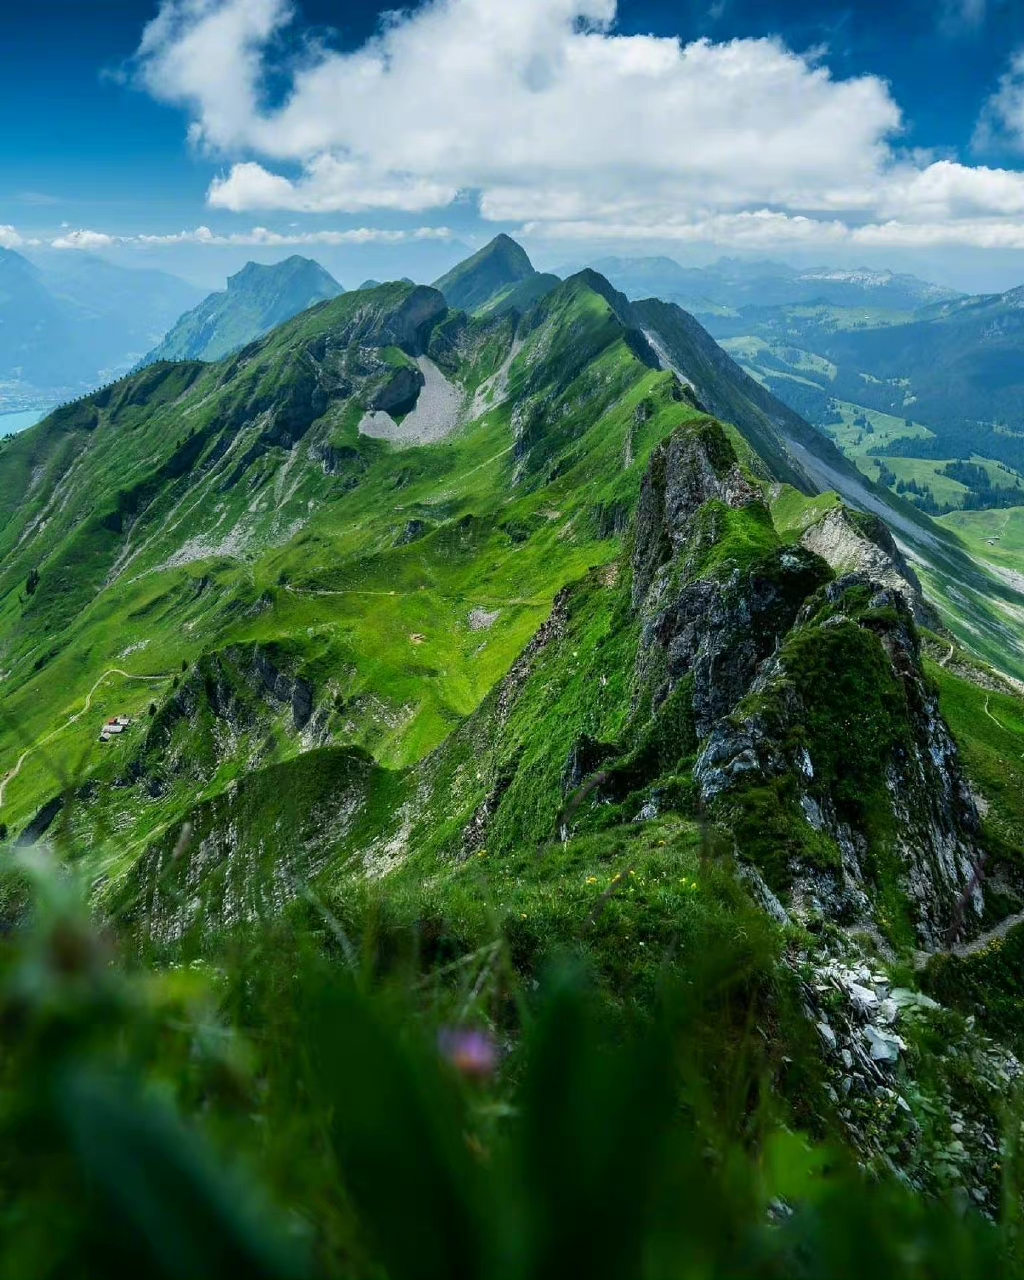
[6,0,1024,290]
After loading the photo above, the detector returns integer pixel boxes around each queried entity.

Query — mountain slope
[144,256,343,364]
[3,258,1022,849]
[4,244,1024,1211]
[433,234,559,315]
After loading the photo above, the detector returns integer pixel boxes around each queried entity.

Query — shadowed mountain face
[0,247,203,402]
[144,255,344,364]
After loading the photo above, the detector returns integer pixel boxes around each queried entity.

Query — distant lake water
[0,408,50,437]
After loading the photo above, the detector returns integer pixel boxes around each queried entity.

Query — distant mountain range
[0,248,203,405]
[580,254,959,317]
[143,256,343,364]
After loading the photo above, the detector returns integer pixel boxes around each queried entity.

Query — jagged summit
[433,234,559,316]
[144,254,343,365]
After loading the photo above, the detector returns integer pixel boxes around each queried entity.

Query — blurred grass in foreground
[0,849,1019,1279]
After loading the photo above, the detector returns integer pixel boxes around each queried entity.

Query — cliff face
[631,420,986,948]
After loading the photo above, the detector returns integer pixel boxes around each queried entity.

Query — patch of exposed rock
[631,419,761,607]
[469,607,500,631]
[800,505,938,629]
[807,945,1020,1203]
[695,576,986,948]
[371,364,425,417]
[637,547,830,739]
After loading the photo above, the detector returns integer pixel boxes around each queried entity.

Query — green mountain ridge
[143,255,344,364]
[432,233,560,316]
[3,241,1024,1238]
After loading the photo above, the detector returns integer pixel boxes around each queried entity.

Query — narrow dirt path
[983,694,1004,730]
[0,668,169,811]
[915,910,1024,968]
[940,641,955,668]
[951,911,1024,960]
[283,584,544,607]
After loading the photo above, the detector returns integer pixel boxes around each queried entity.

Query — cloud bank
[131,0,1024,249]
[43,224,452,250]
[0,225,41,250]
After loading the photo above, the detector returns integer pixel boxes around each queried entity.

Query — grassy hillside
[4,244,1024,1267]
[0,274,698,842]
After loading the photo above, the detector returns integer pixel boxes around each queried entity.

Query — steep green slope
[4,251,1024,855]
[433,234,558,316]
[88,413,1024,1211]
[0,271,699,844]
[144,256,343,364]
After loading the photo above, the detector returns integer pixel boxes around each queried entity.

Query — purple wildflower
[438,1026,498,1078]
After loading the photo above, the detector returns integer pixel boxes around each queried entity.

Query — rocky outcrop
[371,365,425,417]
[631,419,760,606]
[800,506,938,629]
[802,941,1021,1205]
[251,648,314,731]
[631,420,832,738]
[628,419,986,949]
[396,518,431,545]
[638,548,830,739]
[694,576,985,947]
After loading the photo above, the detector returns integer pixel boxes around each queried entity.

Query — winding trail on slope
[0,668,170,811]
[950,911,1024,959]
[983,694,1004,730]
[283,584,545,607]
[915,910,1024,969]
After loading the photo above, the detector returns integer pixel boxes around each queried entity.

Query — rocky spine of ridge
[629,420,987,949]
[798,504,939,629]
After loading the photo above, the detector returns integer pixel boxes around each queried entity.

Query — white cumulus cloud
[50,229,120,250]
[132,0,1024,251]
[977,51,1024,150]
